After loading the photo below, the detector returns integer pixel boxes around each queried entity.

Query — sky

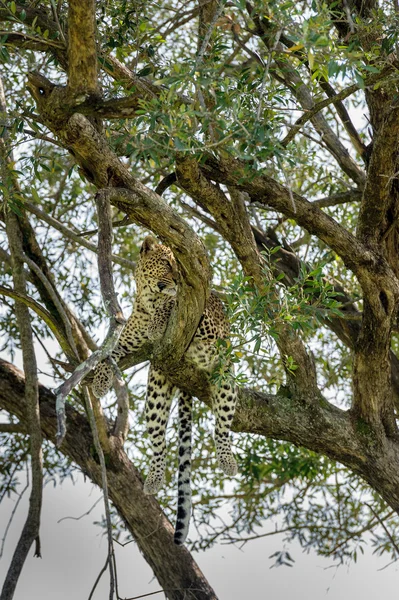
[1,472,399,600]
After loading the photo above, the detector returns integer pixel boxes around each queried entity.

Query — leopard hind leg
[143,366,174,495]
[174,390,193,546]
[212,378,238,476]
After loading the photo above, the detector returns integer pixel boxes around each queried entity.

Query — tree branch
[0,74,43,599]
[280,66,393,151]
[0,285,76,362]
[67,0,98,97]
[201,155,372,276]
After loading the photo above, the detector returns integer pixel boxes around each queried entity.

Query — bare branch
[0,285,76,362]
[0,30,64,50]
[313,190,362,208]
[0,469,29,560]
[83,388,116,599]
[111,362,130,442]
[54,314,125,447]
[281,66,394,151]
[95,191,125,324]
[0,422,26,433]
[22,253,79,359]
[23,199,135,270]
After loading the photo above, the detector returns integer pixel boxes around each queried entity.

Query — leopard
[92,236,238,545]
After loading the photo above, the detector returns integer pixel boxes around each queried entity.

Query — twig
[195,1,227,68]
[0,285,76,362]
[88,555,109,600]
[123,591,167,600]
[0,457,27,504]
[231,31,265,68]
[281,82,360,147]
[78,215,133,238]
[23,199,135,269]
[256,28,281,121]
[83,388,116,600]
[342,0,355,34]
[49,0,66,42]
[365,503,399,557]
[0,469,29,559]
[58,496,102,523]
[111,360,130,442]
[195,1,227,142]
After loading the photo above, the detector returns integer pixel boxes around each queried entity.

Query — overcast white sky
[1,472,399,600]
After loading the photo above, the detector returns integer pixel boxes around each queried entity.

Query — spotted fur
[92,236,238,544]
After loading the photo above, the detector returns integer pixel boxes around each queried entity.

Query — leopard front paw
[92,363,113,398]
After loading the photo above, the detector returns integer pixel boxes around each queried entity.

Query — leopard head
[135,236,178,298]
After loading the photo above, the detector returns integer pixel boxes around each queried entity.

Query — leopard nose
[157,282,167,291]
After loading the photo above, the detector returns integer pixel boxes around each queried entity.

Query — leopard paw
[217,453,238,477]
[143,472,164,495]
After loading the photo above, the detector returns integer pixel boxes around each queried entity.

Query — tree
[1,0,399,597]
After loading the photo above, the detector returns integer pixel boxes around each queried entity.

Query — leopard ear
[140,236,158,254]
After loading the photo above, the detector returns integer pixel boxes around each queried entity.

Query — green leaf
[355,70,365,89]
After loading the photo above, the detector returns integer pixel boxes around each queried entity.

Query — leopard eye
[161,259,172,270]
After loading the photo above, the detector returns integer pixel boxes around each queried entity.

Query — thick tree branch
[201,155,372,275]
[4,355,399,545]
[357,101,399,247]
[67,0,98,97]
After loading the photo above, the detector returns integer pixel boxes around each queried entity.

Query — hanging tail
[174,391,193,545]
